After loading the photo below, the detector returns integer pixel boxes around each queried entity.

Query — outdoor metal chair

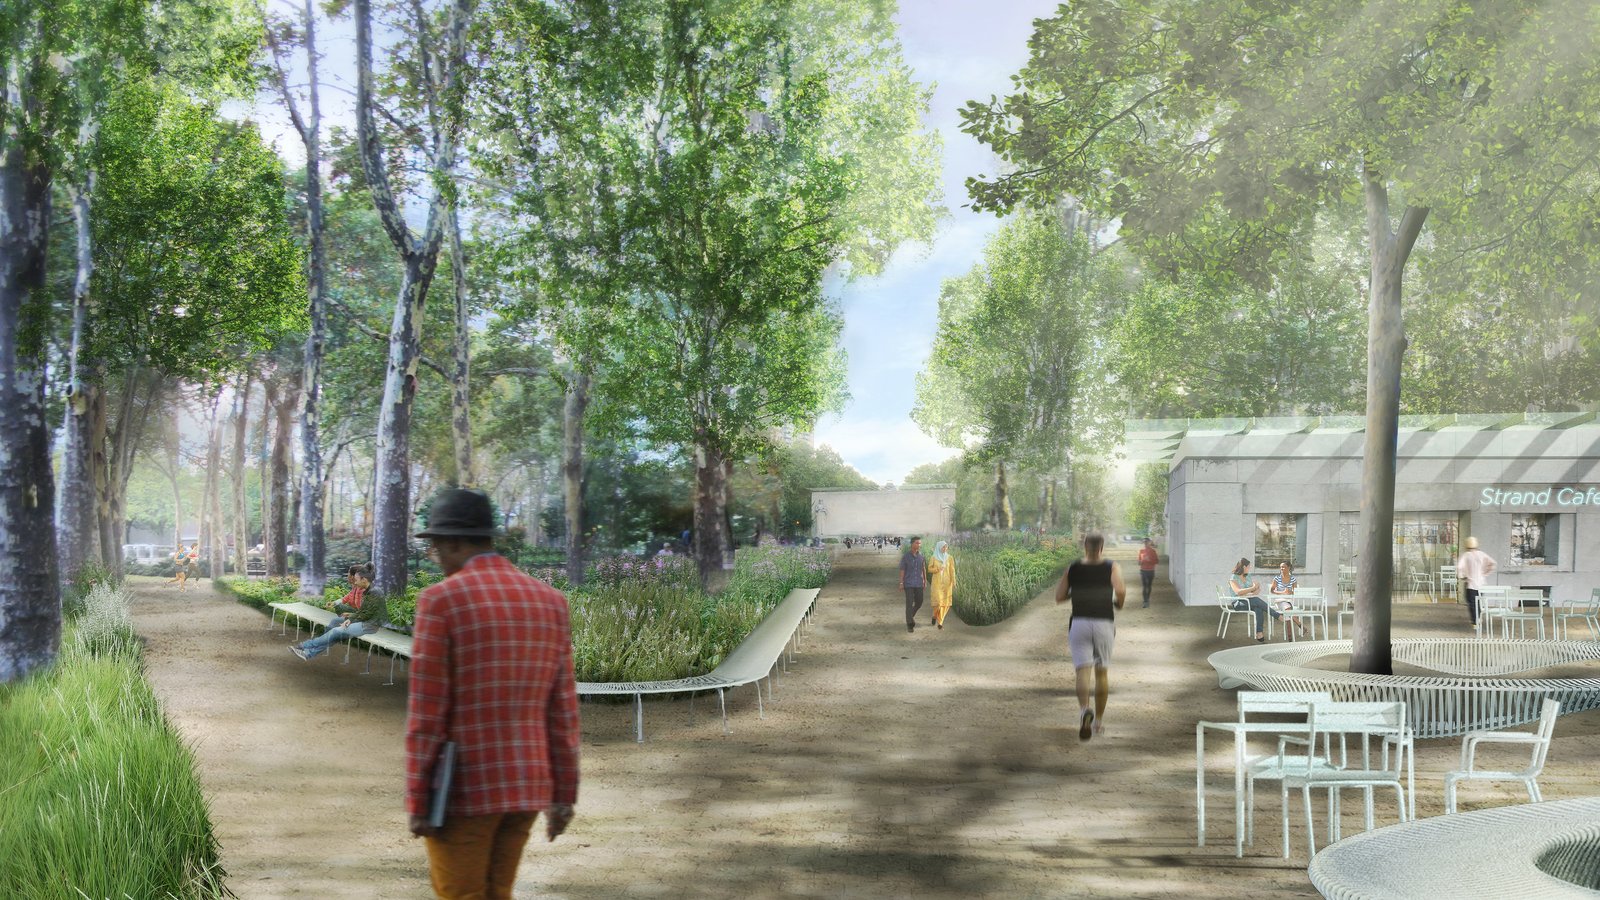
[1499,589,1547,640]
[1216,583,1253,638]
[1280,587,1327,641]
[1476,585,1513,638]
[1279,700,1412,858]
[1445,698,1560,815]
[1553,588,1600,640]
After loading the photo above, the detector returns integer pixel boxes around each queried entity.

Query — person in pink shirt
[1137,539,1159,608]
[1456,536,1497,628]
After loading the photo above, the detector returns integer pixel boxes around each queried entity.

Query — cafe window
[1510,513,1560,566]
[1255,514,1307,570]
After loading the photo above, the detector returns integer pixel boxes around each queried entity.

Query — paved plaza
[128,554,1600,898]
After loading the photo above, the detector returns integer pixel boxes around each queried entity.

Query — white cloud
[814,416,961,485]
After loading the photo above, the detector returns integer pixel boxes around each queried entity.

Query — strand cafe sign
[1480,486,1600,508]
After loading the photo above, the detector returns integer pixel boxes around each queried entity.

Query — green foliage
[731,442,877,540]
[87,79,305,379]
[570,546,831,682]
[215,576,298,612]
[1126,464,1170,537]
[1111,237,1370,418]
[915,212,1120,465]
[949,535,1076,626]
[0,586,225,899]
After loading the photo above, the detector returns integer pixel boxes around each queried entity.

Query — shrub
[0,592,225,898]
[950,536,1076,626]
[214,576,298,612]
[69,582,140,660]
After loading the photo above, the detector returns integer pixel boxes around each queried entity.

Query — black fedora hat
[415,489,498,539]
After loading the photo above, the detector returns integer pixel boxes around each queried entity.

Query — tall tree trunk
[0,116,62,681]
[100,367,159,580]
[231,373,252,576]
[354,0,473,597]
[993,460,1013,530]
[288,0,330,599]
[370,258,437,595]
[562,365,590,587]
[59,175,101,583]
[269,378,296,577]
[260,377,278,572]
[201,393,225,580]
[167,426,184,550]
[1351,168,1428,676]
[692,431,732,584]
[1046,476,1058,531]
[448,201,474,487]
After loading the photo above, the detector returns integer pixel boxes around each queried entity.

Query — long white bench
[1308,796,1600,899]
[269,600,413,682]
[577,587,821,743]
[268,601,341,640]
[1209,639,1600,739]
[270,588,823,741]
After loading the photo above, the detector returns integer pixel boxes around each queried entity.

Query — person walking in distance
[927,540,956,630]
[899,536,927,633]
[1055,533,1126,740]
[1137,539,1159,608]
[406,489,580,900]
[1457,536,1497,630]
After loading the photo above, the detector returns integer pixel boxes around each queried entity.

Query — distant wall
[810,488,955,538]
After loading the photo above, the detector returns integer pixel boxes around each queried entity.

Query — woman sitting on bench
[291,564,387,660]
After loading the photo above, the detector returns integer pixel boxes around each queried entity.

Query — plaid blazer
[405,553,580,817]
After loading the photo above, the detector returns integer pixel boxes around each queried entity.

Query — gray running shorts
[1069,618,1116,669]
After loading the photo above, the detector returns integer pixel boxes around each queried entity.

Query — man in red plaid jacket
[405,489,580,899]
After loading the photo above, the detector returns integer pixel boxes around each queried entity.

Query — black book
[427,741,457,830]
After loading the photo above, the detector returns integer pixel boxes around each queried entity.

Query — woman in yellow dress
[927,540,956,629]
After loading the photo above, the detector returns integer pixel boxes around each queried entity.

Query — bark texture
[231,373,252,576]
[562,366,590,587]
[58,177,100,582]
[269,378,296,577]
[354,0,475,597]
[1351,168,1428,676]
[0,112,62,681]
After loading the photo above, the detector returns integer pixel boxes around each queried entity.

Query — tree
[1126,463,1169,538]
[74,82,302,578]
[913,210,1120,528]
[964,0,1600,673]
[478,0,942,584]
[264,0,333,597]
[350,0,476,597]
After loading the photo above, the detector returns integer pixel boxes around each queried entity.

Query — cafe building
[1124,413,1600,607]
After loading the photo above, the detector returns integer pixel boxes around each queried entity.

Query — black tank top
[1067,560,1116,620]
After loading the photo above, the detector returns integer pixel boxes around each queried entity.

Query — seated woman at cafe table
[1231,558,1302,642]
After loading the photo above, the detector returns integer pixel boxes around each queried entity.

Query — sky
[813,0,1060,485]
[235,0,1063,487]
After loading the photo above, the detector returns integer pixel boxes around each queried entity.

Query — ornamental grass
[950,534,1077,626]
[0,584,226,899]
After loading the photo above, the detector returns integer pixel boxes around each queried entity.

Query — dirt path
[129,555,1600,899]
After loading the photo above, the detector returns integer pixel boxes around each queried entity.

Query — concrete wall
[810,489,955,539]
[1166,427,1600,606]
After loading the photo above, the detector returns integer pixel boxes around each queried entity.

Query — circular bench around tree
[1208,639,1600,739]
[1308,796,1600,899]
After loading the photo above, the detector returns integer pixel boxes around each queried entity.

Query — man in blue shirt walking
[899,536,926,633]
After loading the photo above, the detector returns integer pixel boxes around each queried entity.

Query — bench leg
[384,653,398,686]
[719,688,729,735]
[362,644,374,675]
[634,694,645,743]
[687,691,695,724]
[755,681,764,719]
[342,640,353,665]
